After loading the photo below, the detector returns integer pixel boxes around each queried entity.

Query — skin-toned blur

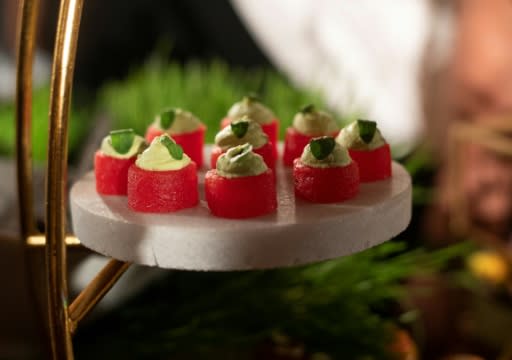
[431,0,512,238]
[450,0,512,119]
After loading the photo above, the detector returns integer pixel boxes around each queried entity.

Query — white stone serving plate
[70,155,412,271]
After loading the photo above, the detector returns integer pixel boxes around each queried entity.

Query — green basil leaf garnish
[357,119,377,144]
[161,136,183,160]
[110,129,135,154]
[300,104,315,114]
[159,109,176,130]
[310,137,335,160]
[243,92,261,103]
[228,143,253,162]
[231,121,250,138]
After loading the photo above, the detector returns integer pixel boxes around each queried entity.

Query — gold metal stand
[15,1,131,358]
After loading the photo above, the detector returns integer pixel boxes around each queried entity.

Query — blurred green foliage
[402,147,437,206]
[0,86,90,163]
[76,241,472,360]
[100,58,358,143]
[0,59,361,163]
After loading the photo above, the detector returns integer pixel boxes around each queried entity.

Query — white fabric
[0,51,50,101]
[231,0,433,156]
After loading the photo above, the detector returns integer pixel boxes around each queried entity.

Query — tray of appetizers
[70,98,412,271]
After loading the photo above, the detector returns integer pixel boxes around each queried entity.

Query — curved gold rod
[46,0,84,358]
[69,259,131,334]
[15,0,56,356]
[15,0,39,239]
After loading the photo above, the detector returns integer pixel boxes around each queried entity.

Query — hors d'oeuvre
[205,144,277,219]
[145,108,206,168]
[283,105,340,166]
[128,134,198,212]
[336,119,391,182]
[95,129,145,195]
[221,95,279,153]
[210,117,276,170]
[293,137,359,203]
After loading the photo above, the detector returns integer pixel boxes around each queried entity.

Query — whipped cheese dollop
[136,134,191,171]
[292,106,339,136]
[154,108,202,134]
[300,139,351,168]
[216,143,267,178]
[100,133,145,159]
[336,120,386,150]
[215,119,268,151]
[227,96,275,125]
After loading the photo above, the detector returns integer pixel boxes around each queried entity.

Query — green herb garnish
[160,136,183,160]
[357,119,377,144]
[159,109,176,129]
[231,121,249,138]
[310,137,335,160]
[228,143,252,162]
[243,92,261,103]
[110,129,135,154]
[300,104,315,114]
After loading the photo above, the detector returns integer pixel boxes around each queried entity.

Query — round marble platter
[70,150,412,271]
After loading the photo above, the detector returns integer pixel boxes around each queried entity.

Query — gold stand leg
[15,0,38,238]
[69,259,131,334]
[16,0,133,354]
[15,0,51,357]
[16,0,142,358]
[46,0,84,358]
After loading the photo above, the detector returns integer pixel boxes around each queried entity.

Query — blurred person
[428,0,512,239]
